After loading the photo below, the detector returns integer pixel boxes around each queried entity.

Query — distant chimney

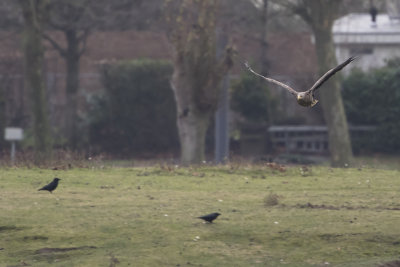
[369,4,378,27]
[370,6,378,23]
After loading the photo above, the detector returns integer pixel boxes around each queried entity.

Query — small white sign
[5,127,23,141]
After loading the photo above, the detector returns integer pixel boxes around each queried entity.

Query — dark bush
[342,62,400,153]
[231,72,272,123]
[89,59,179,157]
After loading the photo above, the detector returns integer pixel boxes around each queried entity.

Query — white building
[333,13,400,74]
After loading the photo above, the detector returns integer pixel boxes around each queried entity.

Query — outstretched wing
[244,62,298,96]
[307,56,356,93]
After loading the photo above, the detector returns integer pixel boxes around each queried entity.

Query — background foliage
[89,59,179,157]
[231,73,272,123]
[342,60,400,154]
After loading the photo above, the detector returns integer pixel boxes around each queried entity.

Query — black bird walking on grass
[244,57,356,107]
[38,178,61,193]
[197,212,221,223]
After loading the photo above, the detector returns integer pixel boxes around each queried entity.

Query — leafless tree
[44,0,93,149]
[17,0,52,163]
[282,0,353,167]
[166,0,234,164]
[43,0,163,149]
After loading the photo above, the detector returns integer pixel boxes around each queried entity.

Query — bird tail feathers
[310,99,319,107]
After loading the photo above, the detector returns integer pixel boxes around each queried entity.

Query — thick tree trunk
[291,0,353,167]
[313,30,353,167]
[167,0,233,165]
[44,29,84,149]
[0,86,5,147]
[19,0,52,163]
[171,65,213,165]
[259,0,274,125]
[177,110,211,165]
[260,0,269,76]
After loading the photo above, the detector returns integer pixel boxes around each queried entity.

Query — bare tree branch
[78,29,90,57]
[42,32,67,57]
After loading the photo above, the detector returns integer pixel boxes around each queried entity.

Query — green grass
[1,164,400,266]
[354,155,400,171]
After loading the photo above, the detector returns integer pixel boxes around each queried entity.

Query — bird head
[54,178,61,181]
[296,92,314,107]
[297,92,305,100]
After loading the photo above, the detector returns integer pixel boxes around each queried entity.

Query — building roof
[333,13,400,44]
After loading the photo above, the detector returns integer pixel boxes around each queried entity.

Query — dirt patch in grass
[294,202,400,211]
[377,206,400,211]
[0,226,23,232]
[29,246,97,264]
[23,236,48,241]
[35,246,97,254]
[109,254,120,267]
[6,261,31,267]
[295,203,341,210]
[379,259,400,267]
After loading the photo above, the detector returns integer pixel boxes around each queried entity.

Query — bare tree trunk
[19,0,52,163]
[260,0,269,76]
[215,24,230,164]
[171,60,215,165]
[43,28,85,149]
[259,0,274,125]
[289,0,353,167]
[313,29,353,167]
[167,0,234,165]
[177,109,211,164]
[44,0,93,150]
[0,85,5,148]
[65,30,80,149]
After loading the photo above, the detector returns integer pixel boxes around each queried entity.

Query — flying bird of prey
[244,57,356,107]
[197,212,221,223]
[38,178,61,193]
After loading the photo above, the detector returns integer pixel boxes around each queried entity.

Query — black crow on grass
[38,178,61,193]
[197,212,221,223]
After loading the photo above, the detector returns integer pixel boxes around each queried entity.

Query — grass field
[1,163,400,266]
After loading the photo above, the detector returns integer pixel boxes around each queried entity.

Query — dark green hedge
[231,72,271,123]
[342,61,400,153]
[89,59,179,156]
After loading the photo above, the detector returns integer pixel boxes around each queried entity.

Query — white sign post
[4,127,23,163]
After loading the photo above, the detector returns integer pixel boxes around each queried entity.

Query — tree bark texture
[19,0,52,163]
[295,0,353,167]
[167,0,234,165]
[64,30,81,149]
[0,85,5,148]
[260,0,269,76]
[44,27,87,149]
